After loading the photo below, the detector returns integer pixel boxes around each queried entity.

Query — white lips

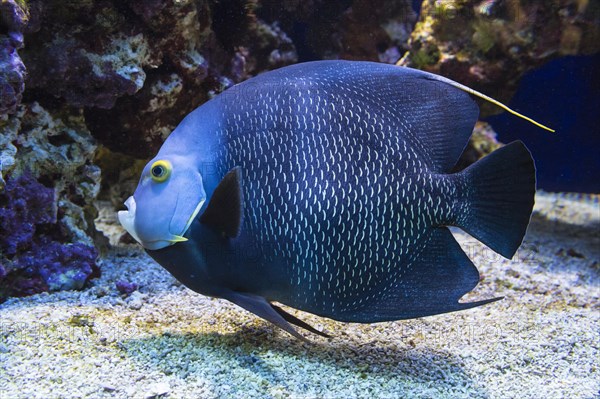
[117,196,143,245]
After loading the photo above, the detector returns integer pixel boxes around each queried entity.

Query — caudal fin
[458,141,536,259]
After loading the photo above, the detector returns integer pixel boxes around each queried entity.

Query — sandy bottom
[1,192,598,399]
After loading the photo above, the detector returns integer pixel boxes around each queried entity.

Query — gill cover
[118,154,206,250]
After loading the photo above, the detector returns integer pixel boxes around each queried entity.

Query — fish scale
[126,61,537,337]
[205,64,458,318]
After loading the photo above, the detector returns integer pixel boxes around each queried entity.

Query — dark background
[487,53,600,193]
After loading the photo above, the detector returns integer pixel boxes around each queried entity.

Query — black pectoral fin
[225,292,308,341]
[199,167,243,238]
[271,304,331,338]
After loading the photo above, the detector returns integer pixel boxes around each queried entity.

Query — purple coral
[0,172,99,301]
[0,0,27,114]
[0,172,55,256]
[115,280,138,295]
[0,34,26,114]
[12,238,98,293]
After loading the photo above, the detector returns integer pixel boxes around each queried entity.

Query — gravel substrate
[1,192,598,399]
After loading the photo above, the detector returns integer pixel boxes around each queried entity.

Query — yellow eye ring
[150,160,172,183]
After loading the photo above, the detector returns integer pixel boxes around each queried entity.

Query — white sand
[1,191,598,399]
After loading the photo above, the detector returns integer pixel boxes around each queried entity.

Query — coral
[257,0,416,62]
[0,102,103,246]
[0,102,102,301]
[115,280,138,295]
[227,20,298,82]
[5,0,392,158]
[0,34,26,114]
[83,0,299,158]
[0,171,55,256]
[454,121,503,172]
[18,0,201,157]
[13,0,301,158]
[24,32,154,109]
[0,172,99,301]
[400,0,600,117]
[0,0,28,114]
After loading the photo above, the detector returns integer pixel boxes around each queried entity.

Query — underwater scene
[0,1,598,398]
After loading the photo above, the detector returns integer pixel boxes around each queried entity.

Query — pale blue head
[118,153,206,250]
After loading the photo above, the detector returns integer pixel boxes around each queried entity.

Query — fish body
[121,61,536,338]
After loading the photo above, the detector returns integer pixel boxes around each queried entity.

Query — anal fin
[345,228,501,322]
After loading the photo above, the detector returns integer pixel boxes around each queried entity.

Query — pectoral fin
[199,167,243,238]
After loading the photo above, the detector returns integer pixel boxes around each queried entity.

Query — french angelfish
[118,61,551,340]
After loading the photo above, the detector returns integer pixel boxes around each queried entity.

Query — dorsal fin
[394,58,555,133]
[393,68,554,173]
[423,73,555,133]
[199,167,243,238]
[402,71,481,172]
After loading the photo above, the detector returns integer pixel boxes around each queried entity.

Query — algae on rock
[0,103,102,301]
[400,0,600,117]
[0,102,102,246]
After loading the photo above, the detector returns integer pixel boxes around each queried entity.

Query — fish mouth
[117,196,205,249]
[117,196,143,245]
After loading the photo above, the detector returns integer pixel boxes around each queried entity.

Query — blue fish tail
[458,140,536,259]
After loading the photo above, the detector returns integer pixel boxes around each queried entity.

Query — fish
[118,60,552,340]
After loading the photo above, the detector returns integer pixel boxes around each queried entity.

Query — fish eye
[150,160,172,183]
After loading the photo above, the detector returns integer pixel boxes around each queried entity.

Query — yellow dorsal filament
[395,60,556,133]
[447,80,556,133]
